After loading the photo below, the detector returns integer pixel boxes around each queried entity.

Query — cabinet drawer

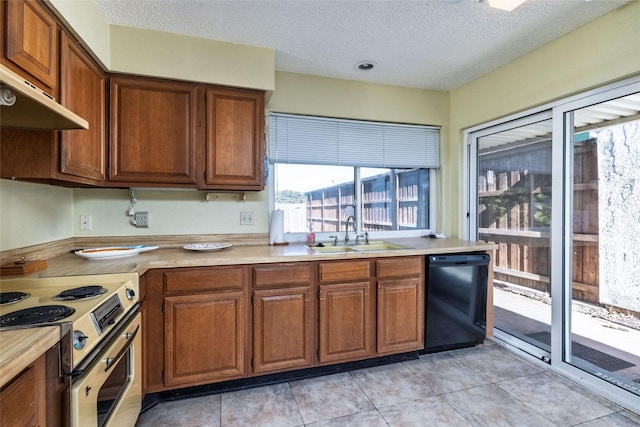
[318,260,371,283]
[253,263,312,288]
[164,267,245,293]
[377,256,423,278]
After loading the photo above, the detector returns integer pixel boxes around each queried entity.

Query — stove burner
[53,285,107,301]
[0,305,75,327]
[0,291,30,305]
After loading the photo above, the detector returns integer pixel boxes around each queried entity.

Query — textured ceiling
[94,0,628,91]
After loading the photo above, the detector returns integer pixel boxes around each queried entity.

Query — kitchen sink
[352,241,409,251]
[309,241,409,253]
[309,245,356,253]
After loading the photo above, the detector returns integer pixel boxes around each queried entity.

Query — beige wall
[269,72,449,125]
[0,180,73,249]
[447,1,640,237]
[1,2,639,250]
[47,1,275,91]
[48,0,110,67]
[109,26,275,91]
[71,188,269,237]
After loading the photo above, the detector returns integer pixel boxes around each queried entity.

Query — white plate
[75,245,159,259]
[183,242,232,252]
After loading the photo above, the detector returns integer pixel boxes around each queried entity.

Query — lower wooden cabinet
[141,256,424,394]
[377,277,424,354]
[0,351,46,427]
[252,263,314,374]
[142,267,248,392]
[252,287,313,373]
[376,257,425,355]
[163,291,246,387]
[318,281,374,363]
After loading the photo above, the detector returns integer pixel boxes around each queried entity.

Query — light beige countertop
[26,237,496,278]
[0,325,61,388]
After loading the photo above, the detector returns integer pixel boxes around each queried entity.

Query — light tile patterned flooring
[136,342,640,427]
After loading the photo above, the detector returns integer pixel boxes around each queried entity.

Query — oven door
[71,311,141,427]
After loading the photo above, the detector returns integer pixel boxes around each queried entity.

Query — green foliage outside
[534,193,551,226]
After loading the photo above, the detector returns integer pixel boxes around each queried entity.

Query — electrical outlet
[240,211,254,225]
[134,211,149,228]
[80,215,92,231]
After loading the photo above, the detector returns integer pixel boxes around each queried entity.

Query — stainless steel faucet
[345,215,355,244]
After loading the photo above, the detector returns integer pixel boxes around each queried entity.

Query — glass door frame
[552,78,640,414]
[466,110,553,363]
[465,74,640,414]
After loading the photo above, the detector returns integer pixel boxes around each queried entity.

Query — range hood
[0,64,88,130]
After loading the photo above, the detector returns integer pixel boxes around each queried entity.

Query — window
[269,113,439,237]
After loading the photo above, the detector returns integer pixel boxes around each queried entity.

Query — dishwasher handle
[428,253,490,267]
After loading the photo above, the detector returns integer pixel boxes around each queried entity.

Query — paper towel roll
[269,210,284,245]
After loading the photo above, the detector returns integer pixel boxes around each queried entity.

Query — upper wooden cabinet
[108,77,265,190]
[1,1,264,190]
[58,31,106,183]
[202,87,265,190]
[2,0,58,93]
[1,10,105,186]
[109,76,199,186]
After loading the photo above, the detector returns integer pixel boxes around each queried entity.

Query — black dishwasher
[421,253,490,354]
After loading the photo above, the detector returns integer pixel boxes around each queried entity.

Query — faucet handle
[328,235,338,246]
[355,234,365,245]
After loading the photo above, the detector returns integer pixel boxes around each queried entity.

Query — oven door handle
[104,324,139,373]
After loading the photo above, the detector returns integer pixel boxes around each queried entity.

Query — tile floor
[136,342,640,427]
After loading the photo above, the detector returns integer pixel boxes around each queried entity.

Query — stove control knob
[125,288,136,300]
[73,331,89,350]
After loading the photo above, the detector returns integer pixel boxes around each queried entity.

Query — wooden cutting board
[0,260,47,276]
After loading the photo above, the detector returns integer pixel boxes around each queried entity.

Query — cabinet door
[164,291,245,387]
[109,76,198,185]
[253,287,313,374]
[58,31,106,183]
[318,282,374,363]
[202,87,264,190]
[4,0,58,91]
[0,353,46,427]
[377,277,424,355]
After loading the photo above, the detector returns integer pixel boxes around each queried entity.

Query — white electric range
[0,273,139,370]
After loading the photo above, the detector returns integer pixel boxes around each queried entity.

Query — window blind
[269,113,440,168]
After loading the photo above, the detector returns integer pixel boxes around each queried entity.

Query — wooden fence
[478,141,599,303]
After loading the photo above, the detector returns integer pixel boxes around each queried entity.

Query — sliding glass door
[471,112,553,361]
[559,90,640,400]
[469,77,640,412]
